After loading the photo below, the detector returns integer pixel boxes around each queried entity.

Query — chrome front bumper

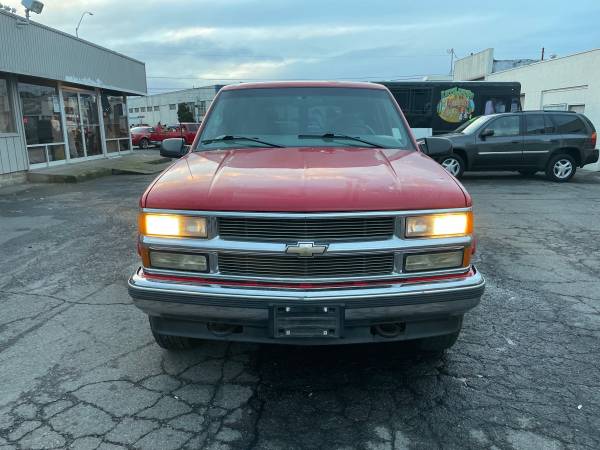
[128,267,485,344]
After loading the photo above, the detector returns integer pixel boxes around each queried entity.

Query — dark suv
[437,111,598,182]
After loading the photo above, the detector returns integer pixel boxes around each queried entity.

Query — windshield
[454,116,491,134]
[197,87,414,150]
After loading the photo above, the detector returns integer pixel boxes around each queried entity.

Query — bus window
[393,89,410,112]
[412,89,432,115]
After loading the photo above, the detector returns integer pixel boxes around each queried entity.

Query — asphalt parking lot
[1,169,599,450]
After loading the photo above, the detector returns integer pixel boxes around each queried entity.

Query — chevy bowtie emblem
[285,242,328,258]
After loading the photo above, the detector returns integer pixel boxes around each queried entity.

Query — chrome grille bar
[218,217,396,242]
[218,253,395,278]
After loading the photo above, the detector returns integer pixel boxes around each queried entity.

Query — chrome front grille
[218,217,395,242]
[218,253,395,279]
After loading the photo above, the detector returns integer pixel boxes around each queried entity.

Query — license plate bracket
[271,304,343,339]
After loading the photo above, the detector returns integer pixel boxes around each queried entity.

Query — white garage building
[454,48,600,171]
[127,85,223,127]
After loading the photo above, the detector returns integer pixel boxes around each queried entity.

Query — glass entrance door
[63,91,84,159]
[62,89,103,159]
[80,93,102,157]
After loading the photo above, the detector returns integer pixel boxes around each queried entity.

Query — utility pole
[447,48,457,78]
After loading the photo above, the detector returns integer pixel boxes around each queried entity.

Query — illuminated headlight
[405,212,471,238]
[140,213,208,238]
[404,250,464,272]
[150,251,208,272]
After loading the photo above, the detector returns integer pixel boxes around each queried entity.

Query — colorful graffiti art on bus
[437,87,475,123]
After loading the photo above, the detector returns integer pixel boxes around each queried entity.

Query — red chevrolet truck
[128,82,485,351]
[132,123,200,149]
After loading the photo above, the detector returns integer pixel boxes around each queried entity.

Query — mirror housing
[418,137,453,157]
[160,138,187,158]
[480,128,494,139]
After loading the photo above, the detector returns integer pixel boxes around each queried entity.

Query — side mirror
[160,138,186,158]
[418,137,453,157]
[480,128,494,139]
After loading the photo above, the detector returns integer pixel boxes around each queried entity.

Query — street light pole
[75,11,93,38]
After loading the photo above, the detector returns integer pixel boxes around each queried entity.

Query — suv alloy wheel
[546,154,576,182]
[440,154,465,178]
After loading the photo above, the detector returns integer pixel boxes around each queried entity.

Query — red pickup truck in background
[131,123,200,149]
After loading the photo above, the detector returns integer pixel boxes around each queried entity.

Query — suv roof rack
[516,109,576,113]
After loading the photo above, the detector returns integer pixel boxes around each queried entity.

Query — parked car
[150,123,200,146]
[128,81,485,352]
[130,126,154,149]
[436,110,598,182]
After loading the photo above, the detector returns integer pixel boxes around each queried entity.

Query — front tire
[545,154,576,182]
[149,318,194,350]
[152,330,194,350]
[440,154,465,178]
[416,329,461,353]
[139,138,150,149]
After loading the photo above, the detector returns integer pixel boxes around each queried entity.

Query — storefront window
[18,82,66,165]
[27,147,46,164]
[0,79,16,134]
[19,83,63,145]
[48,144,66,161]
[102,94,130,152]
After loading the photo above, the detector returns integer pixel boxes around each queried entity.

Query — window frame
[550,114,587,135]
[525,114,548,136]
[18,80,68,167]
[483,115,521,138]
[101,94,131,154]
[0,78,17,136]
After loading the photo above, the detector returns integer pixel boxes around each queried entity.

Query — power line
[126,50,447,60]
[146,73,446,81]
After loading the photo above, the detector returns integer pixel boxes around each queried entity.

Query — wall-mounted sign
[437,87,475,123]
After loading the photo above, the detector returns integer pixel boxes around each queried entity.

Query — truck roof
[221,81,388,91]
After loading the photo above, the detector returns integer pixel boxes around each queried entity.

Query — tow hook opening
[371,322,406,338]
[207,322,243,336]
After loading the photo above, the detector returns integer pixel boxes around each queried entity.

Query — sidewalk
[26,150,173,183]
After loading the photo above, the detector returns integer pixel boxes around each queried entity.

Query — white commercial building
[0,9,146,181]
[127,85,223,127]
[455,48,600,171]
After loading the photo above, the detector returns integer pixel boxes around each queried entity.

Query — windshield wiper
[201,135,283,148]
[298,133,384,148]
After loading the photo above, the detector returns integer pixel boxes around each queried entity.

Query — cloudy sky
[13,0,600,93]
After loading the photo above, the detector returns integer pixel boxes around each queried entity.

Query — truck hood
[143,147,469,212]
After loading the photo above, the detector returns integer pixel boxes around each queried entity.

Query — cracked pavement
[0,169,599,449]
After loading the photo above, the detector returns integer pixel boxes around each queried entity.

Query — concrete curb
[25,153,173,183]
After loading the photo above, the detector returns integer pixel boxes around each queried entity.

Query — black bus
[378,81,521,136]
